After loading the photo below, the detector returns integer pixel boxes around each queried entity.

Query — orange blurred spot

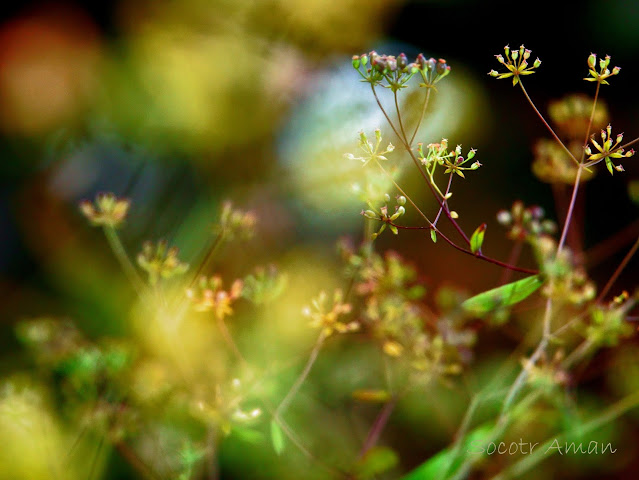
[0,5,102,134]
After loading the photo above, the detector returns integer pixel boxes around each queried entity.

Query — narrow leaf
[470,223,486,254]
[270,419,285,455]
[462,275,544,315]
[430,229,437,243]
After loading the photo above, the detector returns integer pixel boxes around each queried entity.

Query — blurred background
[1,0,639,479]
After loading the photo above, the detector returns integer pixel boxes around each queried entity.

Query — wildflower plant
[10,42,639,480]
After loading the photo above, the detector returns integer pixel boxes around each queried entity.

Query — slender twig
[433,173,454,227]
[387,221,538,274]
[358,396,398,459]
[103,226,146,295]
[274,332,326,418]
[409,88,432,145]
[114,441,162,480]
[88,436,105,480]
[518,82,579,166]
[216,315,248,366]
[596,234,639,304]
[189,231,226,287]
[374,159,537,274]
[499,240,523,286]
[490,390,639,480]
[371,85,471,246]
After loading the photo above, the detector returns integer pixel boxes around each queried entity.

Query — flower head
[137,240,189,285]
[584,53,621,85]
[79,192,130,228]
[489,44,541,86]
[344,129,394,167]
[186,276,243,319]
[303,289,357,337]
[585,124,635,175]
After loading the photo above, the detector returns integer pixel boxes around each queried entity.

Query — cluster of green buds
[583,291,636,348]
[186,276,243,320]
[79,192,130,228]
[351,51,450,91]
[303,289,357,338]
[489,44,541,86]
[415,53,451,88]
[241,265,287,305]
[362,193,407,239]
[344,129,395,167]
[137,240,189,285]
[523,351,570,393]
[215,201,257,240]
[496,201,556,241]
[584,53,621,85]
[190,377,261,438]
[585,124,635,174]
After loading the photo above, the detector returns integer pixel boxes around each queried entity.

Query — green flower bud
[352,55,360,69]
[396,195,406,206]
[588,53,596,69]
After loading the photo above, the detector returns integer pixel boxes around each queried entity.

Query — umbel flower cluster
[352,51,450,90]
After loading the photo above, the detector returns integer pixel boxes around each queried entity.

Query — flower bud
[397,53,407,70]
[384,193,391,203]
[396,195,406,206]
[360,54,368,66]
[496,210,512,225]
[352,55,360,69]
[588,53,596,69]
[612,66,621,75]
[533,58,542,68]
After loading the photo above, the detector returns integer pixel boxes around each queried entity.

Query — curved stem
[596,234,639,303]
[409,88,432,145]
[103,226,146,295]
[518,81,579,166]
[274,332,326,418]
[371,85,471,245]
[490,390,639,480]
[358,396,398,459]
[388,221,538,274]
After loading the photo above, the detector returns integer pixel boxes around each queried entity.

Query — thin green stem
[409,88,432,145]
[387,221,538,274]
[596,234,639,304]
[358,395,398,459]
[370,85,471,246]
[490,390,639,480]
[190,231,226,287]
[518,81,579,166]
[103,226,146,295]
[274,332,326,418]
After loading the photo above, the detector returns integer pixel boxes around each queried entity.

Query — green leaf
[430,229,437,243]
[400,423,492,480]
[270,419,285,455]
[356,446,399,479]
[470,223,486,254]
[462,275,544,315]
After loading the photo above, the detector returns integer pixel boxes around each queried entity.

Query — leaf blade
[461,275,544,315]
